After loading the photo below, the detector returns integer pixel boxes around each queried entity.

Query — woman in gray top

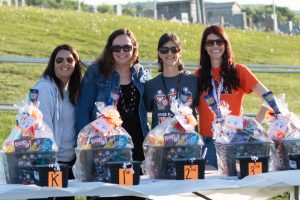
[144,32,199,129]
[32,44,85,200]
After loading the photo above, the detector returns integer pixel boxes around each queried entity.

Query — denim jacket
[75,63,150,137]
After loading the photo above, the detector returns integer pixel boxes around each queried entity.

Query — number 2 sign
[184,164,198,180]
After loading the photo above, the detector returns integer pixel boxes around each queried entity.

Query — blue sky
[83,0,300,11]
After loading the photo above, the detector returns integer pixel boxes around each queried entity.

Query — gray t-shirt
[60,89,76,162]
[144,73,199,129]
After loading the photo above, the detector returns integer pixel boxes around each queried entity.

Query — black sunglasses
[111,44,133,53]
[158,46,180,54]
[205,39,225,47]
[55,57,75,64]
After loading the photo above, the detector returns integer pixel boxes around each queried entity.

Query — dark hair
[95,28,139,78]
[198,25,239,93]
[157,32,183,72]
[42,44,84,105]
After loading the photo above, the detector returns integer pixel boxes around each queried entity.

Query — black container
[215,142,271,176]
[236,156,269,179]
[107,161,140,185]
[144,145,202,179]
[77,148,132,182]
[288,154,300,169]
[273,139,300,170]
[33,164,69,187]
[3,151,56,184]
[173,158,205,180]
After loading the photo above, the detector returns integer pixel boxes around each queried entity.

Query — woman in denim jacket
[76,29,150,175]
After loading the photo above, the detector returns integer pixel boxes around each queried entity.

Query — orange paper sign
[119,168,133,185]
[248,162,262,175]
[184,164,198,180]
[48,171,62,188]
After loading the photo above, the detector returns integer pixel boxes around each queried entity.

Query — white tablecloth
[0,170,299,200]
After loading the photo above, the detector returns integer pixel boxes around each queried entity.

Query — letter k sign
[48,171,63,187]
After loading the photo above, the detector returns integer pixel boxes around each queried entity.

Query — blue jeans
[202,136,218,168]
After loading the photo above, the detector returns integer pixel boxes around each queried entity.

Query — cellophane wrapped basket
[211,102,272,176]
[143,102,203,179]
[73,103,134,182]
[266,94,300,170]
[0,97,58,184]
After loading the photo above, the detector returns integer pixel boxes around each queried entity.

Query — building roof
[157,0,192,4]
[205,2,240,9]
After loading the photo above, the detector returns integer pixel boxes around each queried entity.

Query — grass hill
[0,6,300,145]
[1,6,300,64]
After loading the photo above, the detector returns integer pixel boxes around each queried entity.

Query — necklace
[117,81,138,115]
[161,73,182,112]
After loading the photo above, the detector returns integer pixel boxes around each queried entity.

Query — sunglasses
[205,39,225,47]
[158,46,180,54]
[111,44,133,52]
[55,57,75,64]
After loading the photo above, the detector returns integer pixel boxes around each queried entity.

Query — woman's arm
[252,82,276,123]
[252,82,269,98]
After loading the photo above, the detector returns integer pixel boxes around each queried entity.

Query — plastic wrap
[73,103,134,182]
[143,101,203,179]
[266,94,300,170]
[209,102,273,176]
[0,90,58,184]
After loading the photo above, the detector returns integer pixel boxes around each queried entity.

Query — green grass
[1,5,300,144]
[1,6,300,64]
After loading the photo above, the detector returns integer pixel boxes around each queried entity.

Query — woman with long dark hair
[144,32,199,128]
[76,29,149,200]
[196,25,272,168]
[32,44,85,200]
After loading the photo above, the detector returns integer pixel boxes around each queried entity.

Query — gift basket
[143,101,204,179]
[266,94,300,170]
[204,93,273,177]
[0,89,58,184]
[73,102,134,182]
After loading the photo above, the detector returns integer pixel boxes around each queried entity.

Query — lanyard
[211,77,223,105]
[161,74,181,110]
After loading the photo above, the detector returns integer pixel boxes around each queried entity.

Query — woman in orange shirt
[196,25,274,168]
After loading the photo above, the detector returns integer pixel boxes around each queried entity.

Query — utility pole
[272,0,277,33]
[200,0,206,25]
[196,0,202,24]
[153,0,157,19]
[77,0,81,11]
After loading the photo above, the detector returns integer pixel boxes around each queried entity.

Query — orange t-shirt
[196,64,259,137]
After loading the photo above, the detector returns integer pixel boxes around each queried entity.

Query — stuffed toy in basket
[1,89,58,184]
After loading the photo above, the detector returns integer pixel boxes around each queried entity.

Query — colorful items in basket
[77,103,133,150]
[2,89,57,153]
[143,101,204,179]
[210,102,270,144]
[73,102,134,182]
[265,94,300,140]
[208,100,273,177]
[4,152,57,184]
[0,89,58,184]
[263,94,300,170]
